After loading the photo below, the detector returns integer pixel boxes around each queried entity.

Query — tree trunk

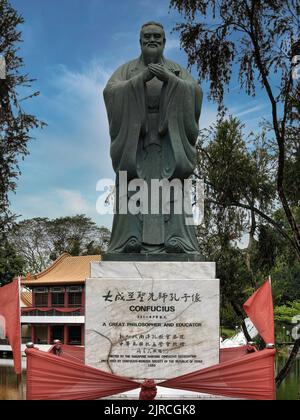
[276,338,300,388]
[245,208,256,288]
[230,300,252,343]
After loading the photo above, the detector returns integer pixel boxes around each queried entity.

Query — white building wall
[21,316,85,324]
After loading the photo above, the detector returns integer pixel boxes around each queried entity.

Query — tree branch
[206,197,300,256]
[276,338,300,387]
[244,1,300,255]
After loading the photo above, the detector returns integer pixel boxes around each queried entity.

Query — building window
[68,292,82,307]
[35,326,48,345]
[51,292,65,307]
[34,287,49,307]
[50,287,65,307]
[51,326,64,343]
[35,293,48,307]
[21,325,31,344]
[68,326,82,345]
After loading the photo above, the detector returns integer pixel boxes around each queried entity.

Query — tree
[0,0,44,235]
[171,0,300,256]
[274,300,300,323]
[195,117,273,339]
[47,215,110,260]
[0,239,24,286]
[0,0,44,288]
[10,215,111,274]
[284,125,300,206]
[170,0,300,387]
[9,218,52,274]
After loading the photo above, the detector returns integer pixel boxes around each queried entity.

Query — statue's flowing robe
[103,56,203,254]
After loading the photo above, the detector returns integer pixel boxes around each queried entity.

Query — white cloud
[11,59,118,225]
[13,188,113,228]
[45,62,113,170]
[165,38,181,53]
[56,189,94,215]
[14,189,91,219]
[235,104,268,118]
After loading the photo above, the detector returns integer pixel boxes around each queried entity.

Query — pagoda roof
[21,253,100,286]
[21,290,32,307]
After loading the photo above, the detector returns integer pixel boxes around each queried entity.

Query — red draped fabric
[160,349,276,401]
[25,281,276,400]
[220,345,256,363]
[26,347,276,400]
[48,344,85,364]
[243,280,275,344]
[26,348,140,400]
[0,280,22,374]
[22,307,82,313]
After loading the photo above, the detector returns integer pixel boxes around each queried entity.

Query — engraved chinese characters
[85,262,219,380]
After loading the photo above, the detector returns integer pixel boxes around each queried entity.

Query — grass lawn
[220,327,236,339]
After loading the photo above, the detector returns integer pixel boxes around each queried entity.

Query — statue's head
[140,22,166,63]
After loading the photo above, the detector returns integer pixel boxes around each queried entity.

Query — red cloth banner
[139,380,157,400]
[25,281,276,400]
[160,349,276,401]
[48,345,241,374]
[243,280,275,344]
[0,280,22,375]
[26,348,141,400]
[54,344,257,370]
[48,344,85,364]
[26,347,276,400]
[22,307,82,313]
[220,345,256,363]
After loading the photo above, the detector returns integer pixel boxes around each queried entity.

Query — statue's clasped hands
[143,64,174,82]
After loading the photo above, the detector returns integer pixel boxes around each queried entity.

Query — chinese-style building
[21,253,100,347]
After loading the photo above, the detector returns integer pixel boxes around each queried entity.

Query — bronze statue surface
[103,22,203,260]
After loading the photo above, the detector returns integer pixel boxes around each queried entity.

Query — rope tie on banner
[139,379,157,400]
[247,342,258,353]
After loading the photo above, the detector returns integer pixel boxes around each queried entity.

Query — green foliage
[46,215,110,259]
[0,239,24,286]
[251,209,300,305]
[274,301,300,323]
[220,304,240,329]
[271,259,300,303]
[0,0,44,234]
[171,1,300,382]
[196,116,299,326]
[170,0,299,104]
[284,129,300,206]
[220,326,236,340]
[255,225,282,272]
[171,0,300,265]
[197,117,274,211]
[9,215,111,274]
[196,117,275,315]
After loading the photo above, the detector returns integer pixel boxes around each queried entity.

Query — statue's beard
[142,46,164,64]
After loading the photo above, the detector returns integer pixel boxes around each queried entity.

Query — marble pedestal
[85,261,219,382]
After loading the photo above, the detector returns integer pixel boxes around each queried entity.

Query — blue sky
[9,0,271,229]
